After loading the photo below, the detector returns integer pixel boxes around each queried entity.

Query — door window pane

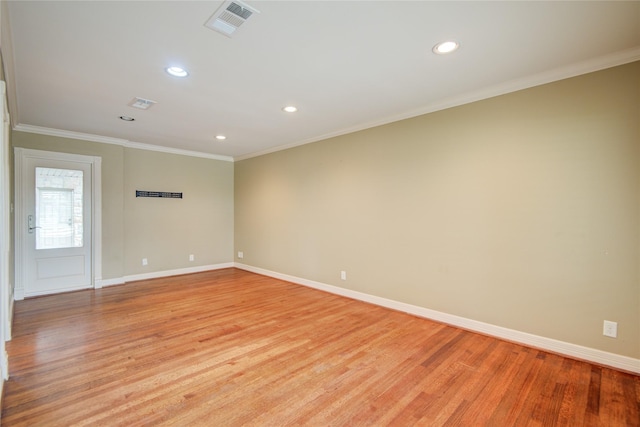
[35,167,83,249]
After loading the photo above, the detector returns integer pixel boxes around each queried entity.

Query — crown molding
[12,124,234,162]
[14,123,128,146]
[123,139,233,162]
[7,45,640,164]
[235,47,640,161]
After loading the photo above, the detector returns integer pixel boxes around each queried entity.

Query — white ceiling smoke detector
[129,97,157,110]
[205,0,260,38]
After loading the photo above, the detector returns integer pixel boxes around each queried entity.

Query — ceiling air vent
[205,0,260,38]
[129,97,157,110]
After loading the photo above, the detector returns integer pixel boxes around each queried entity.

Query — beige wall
[124,148,233,274]
[235,61,640,358]
[11,132,235,281]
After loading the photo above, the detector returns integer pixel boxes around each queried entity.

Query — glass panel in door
[35,167,84,250]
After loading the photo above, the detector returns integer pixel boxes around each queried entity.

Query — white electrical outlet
[142,258,148,266]
[603,320,617,338]
[340,271,347,280]
[189,254,194,262]
[238,251,244,259]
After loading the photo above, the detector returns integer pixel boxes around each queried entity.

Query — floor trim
[124,263,235,283]
[98,263,236,287]
[234,263,640,374]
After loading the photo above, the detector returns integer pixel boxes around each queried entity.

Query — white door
[17,151,95,297]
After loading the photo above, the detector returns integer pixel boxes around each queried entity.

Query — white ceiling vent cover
[129,97,157,110]
[205,1,260,38]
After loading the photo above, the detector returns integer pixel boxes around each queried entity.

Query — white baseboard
[7,297,13,341]
[124,262,235,283]
[2,350,7,380]
[234,263,640,374]
[16,263,235,298]
[95,277,125,288]
[0,375,3,408]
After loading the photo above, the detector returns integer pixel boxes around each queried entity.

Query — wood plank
[1,268,638,426]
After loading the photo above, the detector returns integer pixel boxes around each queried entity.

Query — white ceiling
[3,1,640,161]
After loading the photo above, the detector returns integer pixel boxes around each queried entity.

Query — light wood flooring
[2,268,639,426]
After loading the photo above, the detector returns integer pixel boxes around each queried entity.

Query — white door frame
[14,148,102,300]
[0,81,11,381]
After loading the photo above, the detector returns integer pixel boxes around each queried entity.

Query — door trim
[14,148,102,300]
[1,81,11,383]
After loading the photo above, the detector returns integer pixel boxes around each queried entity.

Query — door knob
[28,214,41,233]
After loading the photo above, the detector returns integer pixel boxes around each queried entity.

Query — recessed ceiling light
[432,40,459,55]
[166,66,189,77]
[282,106,298,113]
[215,135,227,140]
[119,115,135,121]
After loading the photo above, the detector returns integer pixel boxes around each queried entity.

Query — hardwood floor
[2,268,639,426]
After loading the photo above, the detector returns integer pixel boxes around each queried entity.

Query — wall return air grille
[205,0,260,37]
